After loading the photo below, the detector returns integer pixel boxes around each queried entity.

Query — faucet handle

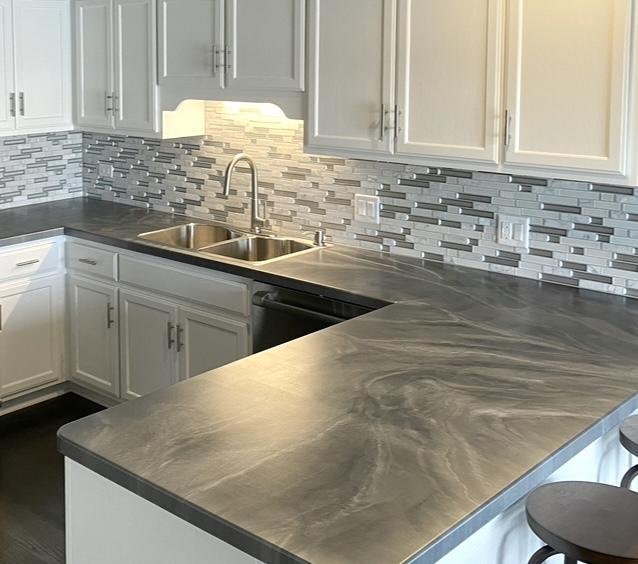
[313,230,327,247]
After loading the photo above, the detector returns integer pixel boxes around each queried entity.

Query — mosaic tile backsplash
[0,132,83,208]
[82,102,638,298]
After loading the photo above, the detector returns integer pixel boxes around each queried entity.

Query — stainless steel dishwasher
[251,282,374,352]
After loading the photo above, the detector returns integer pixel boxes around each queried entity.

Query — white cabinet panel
[13,0,71,130]
[120,289,178,400]
[69,276,119,397]
[504,0,633,174]
[114,0,156,133]
[75,0,113,129]
[158,0,222,91]
[306,0,395,154]
[178,306,248,380]
[396,0,504,163]
[0,0,14,133]
[0,275,63,399]
[225,0,304,91]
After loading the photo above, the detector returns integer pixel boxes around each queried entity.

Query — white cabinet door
[0,275,63,399]
[158,0,223,92]
[178,306,249,380]
[114,0,156,133]
[395,0,504,164]
[69,275,119,398]
[75,0,113,130]
[225,0,304,92]
[504,0,633,175]
[13,0,71,130]
[0,0,14,133]
[306,0,395,154]
[120,289,178,400]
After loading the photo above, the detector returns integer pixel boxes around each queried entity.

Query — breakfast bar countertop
[5,198,638,563]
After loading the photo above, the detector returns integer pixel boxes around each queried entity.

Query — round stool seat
[620,416,638,458]
[526,482,638,563]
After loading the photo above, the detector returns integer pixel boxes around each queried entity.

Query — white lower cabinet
[118,290,250,400]
[179,306,249,380]
[119,289,178,400]
[66,241,251,403]
[68,275,120,398]
[0,274,64,399]
[0,238,251,404]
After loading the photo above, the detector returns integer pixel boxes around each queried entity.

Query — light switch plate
[98,163,114,178]
[354,194,381,224]
[497,214,530,249]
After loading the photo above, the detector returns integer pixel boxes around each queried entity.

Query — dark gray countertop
[8,199,638,563]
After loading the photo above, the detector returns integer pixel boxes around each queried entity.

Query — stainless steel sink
[138,223,242,250]
[201,236,317,264]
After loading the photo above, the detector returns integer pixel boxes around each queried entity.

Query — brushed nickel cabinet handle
[16,259,40,267]
[106,303,115,329]
[504,109,513,148]
[106,93,114,113]
[9,93,15,117]
[78,258,98,266]
[176,324,184,353]
[224,45,232,71]
[19,92,24,116]
[167,322,175,350]
[393,105,402,142]
[215,46,224,71]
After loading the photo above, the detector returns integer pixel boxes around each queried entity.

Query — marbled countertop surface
[9,199,638,563]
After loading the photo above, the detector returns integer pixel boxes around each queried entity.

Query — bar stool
[620,416,638,488]
[526,481,638,563]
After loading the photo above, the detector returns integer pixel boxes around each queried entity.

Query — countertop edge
[407,392,638,563]
[56,430,309,564]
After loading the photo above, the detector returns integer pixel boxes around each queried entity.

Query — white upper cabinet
[395,0,504,164]
[113,0,156,133]
[306,0,395,154]
[75,0,112,130]
[225,0,304,92]
[158,0,305,118]
[504,0,634,177]
[307,0,638,183]
[158,0,223,92]
[14,0,72,131]
[0,0,71,136]
[73,0,205,138]
[0,0,14,133]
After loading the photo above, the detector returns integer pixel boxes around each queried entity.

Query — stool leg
[621,464,638,488]
[528,545,560,564]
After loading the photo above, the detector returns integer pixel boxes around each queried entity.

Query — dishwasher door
[251,282,373,353]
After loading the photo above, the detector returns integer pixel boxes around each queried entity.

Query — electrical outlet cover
[98,163,114,178]
[497,214,530,249]
[354,194,381,224]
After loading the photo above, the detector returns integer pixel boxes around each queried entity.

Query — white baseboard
[0,380,120,417]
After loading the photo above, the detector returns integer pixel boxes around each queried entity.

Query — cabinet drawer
[0,241,61,282]
[67,242,118,281]
[119,254,250,316]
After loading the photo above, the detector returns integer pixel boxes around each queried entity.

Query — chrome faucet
[223,153,266,234]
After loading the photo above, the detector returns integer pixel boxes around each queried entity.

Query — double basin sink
[137,223,320,264]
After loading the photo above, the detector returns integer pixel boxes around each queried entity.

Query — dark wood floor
[0,394,103,564]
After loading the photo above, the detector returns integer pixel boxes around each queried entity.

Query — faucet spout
[223,153,266,234]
